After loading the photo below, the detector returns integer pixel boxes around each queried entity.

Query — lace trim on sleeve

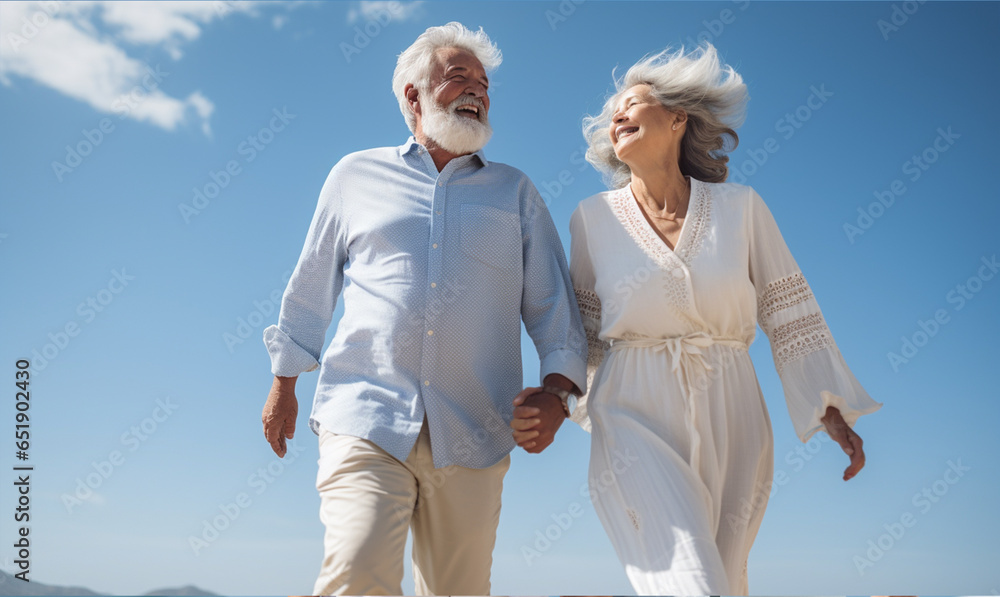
[574,288,609,368]
[575,287,601,322]
[572,288,608,431]
[770,312,835,373]
[586,327,610,368]
[758,272,813,322]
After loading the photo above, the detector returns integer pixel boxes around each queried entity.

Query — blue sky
[1,0,998,595]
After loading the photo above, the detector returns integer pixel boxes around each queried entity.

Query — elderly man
[260,22,587,596]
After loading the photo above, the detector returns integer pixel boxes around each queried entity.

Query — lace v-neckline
[612,177,711,269]
[626,179,694,253]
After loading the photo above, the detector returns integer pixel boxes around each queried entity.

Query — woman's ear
[673,109,688,127]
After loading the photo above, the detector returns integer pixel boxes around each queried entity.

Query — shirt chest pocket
[460,203,521,270]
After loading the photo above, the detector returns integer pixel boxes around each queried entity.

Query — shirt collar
[398,136,489,167]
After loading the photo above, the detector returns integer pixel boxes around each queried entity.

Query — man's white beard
[421,95,492,155]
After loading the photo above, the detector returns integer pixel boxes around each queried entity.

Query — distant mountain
[0,572,217,597]
[0,571,100,596]
[143,587,218,597]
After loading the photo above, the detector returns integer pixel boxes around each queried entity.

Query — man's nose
[466,82,487,98]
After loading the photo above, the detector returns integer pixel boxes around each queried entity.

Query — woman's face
[609,84,682,164]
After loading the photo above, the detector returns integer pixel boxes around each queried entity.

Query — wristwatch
[542,385,578,418]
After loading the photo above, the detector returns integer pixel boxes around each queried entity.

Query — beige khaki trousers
[312,421,510,596]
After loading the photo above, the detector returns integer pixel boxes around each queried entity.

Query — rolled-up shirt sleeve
[263,164,347,377]
[519,180,588,395]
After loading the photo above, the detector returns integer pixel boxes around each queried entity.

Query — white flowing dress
[569,178,882,595]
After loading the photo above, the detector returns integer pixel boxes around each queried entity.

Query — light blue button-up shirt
[263,137,587,468]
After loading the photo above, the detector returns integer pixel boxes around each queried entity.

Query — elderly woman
[517,44,882,594]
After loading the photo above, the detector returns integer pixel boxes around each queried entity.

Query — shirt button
[436,210,442,215]
[427,330,434,336]
[424,380,430,386]
[432,243,438,249]
[431,282,437,288]
[438,181,444,187]
[672,268,684,279]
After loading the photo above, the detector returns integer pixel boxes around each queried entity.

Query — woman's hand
[822,405,866,481]
[262,375,298,457]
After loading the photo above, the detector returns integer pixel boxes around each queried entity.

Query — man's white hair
[583,43,748,187]
[392,22,502,133]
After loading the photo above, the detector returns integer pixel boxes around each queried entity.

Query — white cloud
[0,1,291,135]
[186,90,215,136]
[346,1,424,25]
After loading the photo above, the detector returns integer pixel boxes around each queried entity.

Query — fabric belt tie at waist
[608,332,748,474]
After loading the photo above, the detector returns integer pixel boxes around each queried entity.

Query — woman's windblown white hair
[583,43,748,188]
[392,22,502,133]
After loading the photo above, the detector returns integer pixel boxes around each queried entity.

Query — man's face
[421,48,490,122]
[416,47,493,155]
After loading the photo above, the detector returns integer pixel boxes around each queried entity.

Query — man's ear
[404,84,421,118]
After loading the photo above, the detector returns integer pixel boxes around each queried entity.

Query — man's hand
[822,405,866,481]
[262,376,298,457]
[510,386,565,454]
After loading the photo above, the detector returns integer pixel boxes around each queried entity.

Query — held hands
[822,405,866,481]
[510,386,566,454]
[262,376,298,457]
